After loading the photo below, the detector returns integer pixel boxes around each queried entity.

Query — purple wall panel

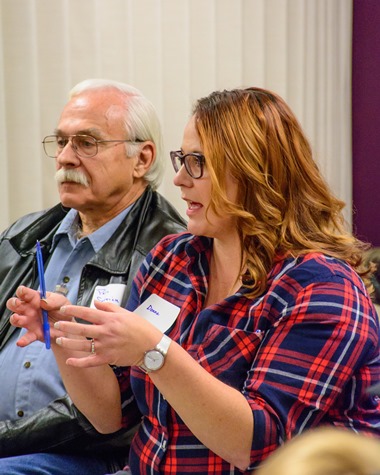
[352,0,380,246]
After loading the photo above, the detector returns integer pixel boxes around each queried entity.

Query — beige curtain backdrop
[0,0,352,230]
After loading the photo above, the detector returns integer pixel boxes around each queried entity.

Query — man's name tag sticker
[91,283,127,308]
[133,294,180,333]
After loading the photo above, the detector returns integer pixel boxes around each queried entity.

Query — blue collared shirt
[0,206,131,420]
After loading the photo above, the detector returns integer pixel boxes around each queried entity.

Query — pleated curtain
[0,0,352,229]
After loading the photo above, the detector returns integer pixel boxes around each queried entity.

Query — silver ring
[90,338,96,355]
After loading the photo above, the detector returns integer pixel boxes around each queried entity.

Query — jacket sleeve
[0,394,139,459]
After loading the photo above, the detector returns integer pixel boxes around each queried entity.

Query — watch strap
[139,334,172,373]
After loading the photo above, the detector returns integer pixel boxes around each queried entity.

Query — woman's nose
[173,163,192,187]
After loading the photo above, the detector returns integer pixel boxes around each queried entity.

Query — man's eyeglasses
[170,150,205,179]
[42,134,142,159]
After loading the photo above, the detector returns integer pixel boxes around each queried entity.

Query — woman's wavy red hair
[193,87,369,297]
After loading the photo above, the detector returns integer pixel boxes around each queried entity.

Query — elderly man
[0,79,186,474]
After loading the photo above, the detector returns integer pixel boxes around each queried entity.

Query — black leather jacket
[0,187,186,470]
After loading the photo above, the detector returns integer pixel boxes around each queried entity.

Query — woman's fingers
[59,303,131,326]
[56,336,95,352]
[65,355,109,368]
[93,300,124,312]
[8,287,139,367]
[54,319,98,337]
[55,336,115,368]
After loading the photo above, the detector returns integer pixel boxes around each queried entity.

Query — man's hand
[7,286,71,347]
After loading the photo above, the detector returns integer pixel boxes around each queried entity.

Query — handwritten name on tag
[90,284,127,308]
[133,294,180,333]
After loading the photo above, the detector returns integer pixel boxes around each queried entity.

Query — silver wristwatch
[139,334,172,373]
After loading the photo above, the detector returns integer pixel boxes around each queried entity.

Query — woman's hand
[7,285,71,347]
[8,286,163,369]
[52,300,163,369]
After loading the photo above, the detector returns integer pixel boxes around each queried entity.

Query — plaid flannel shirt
[116,233,380,474]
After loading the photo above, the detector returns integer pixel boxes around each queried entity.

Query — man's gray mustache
[55,169,89,187]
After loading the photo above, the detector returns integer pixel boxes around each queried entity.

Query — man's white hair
[69,78,164,190]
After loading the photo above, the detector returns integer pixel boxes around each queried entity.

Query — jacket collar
[9,187,156,273]
[9,204,68,257]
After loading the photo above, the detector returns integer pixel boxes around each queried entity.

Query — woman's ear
[133,141,155,179]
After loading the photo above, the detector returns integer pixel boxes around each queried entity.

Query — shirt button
[63,276,70,284]
[162,440,167,451]
[24,361,31,368]
[17,410,24,417]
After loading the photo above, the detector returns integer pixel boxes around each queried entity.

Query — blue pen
[36,241,51,349]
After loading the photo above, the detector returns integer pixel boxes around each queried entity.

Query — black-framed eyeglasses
[42,134,142,159]
[170,150,205,179]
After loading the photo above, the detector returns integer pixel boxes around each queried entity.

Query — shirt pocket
[186,324,263,389]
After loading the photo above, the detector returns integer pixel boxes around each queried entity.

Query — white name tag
[133,294,180,333]
[90,283,127,308]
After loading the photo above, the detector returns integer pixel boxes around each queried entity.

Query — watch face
[144,349,164,371]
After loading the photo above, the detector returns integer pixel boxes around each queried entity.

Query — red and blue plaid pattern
[117,233,380,474]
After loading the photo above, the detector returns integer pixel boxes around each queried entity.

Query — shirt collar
[52,206,133,253]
